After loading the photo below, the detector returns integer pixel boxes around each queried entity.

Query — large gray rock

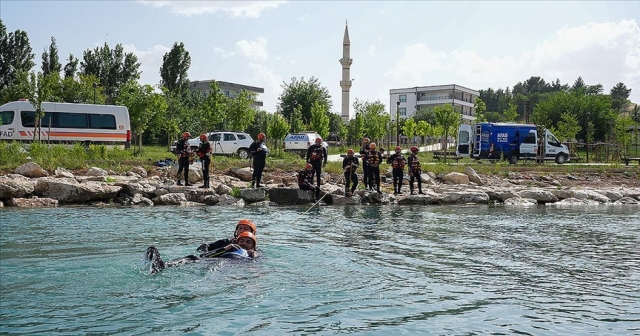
[170,164,202,183]
[240,188,267,203]
[397,193,438,205]
[267,188,314,205]
[232,167,253,182]
[441,172,470,185]
[152,193,187,205]
[86,167,108,177]
[516,189,558,204]
[122,182,157,198]
[503,197,537,206]
[217,194,245,206]
[34,177,122,203]
[0,174,36,199]
[54,167,75,178]
[332,194,362,205]
[464,166,483,186]
[439,190,490,204]
[14,162,48,178]
[8,196,58,207]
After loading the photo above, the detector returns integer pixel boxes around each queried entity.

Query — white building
[190,80,264,110]
[389,84,479,123]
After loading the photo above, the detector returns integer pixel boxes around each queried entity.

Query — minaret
[339,20,352,123]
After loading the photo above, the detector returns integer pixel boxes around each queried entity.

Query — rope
[288,165,351,224]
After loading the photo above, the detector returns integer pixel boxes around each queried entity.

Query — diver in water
[144,231,258,274]
[196,219,257,253]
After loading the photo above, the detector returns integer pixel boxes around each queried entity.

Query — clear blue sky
[2,1,639,115]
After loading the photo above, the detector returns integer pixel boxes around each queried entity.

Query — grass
[1,141,637,179]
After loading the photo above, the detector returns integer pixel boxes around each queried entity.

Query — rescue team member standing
[176,132,193,186]
[342,149,359,197]
[365,142,383,194]
[387,146,406,195]
[196,134,212,189]
[359,138,371,188]
[249,133,268,188]
[297,163,316,192]
[306,137,327,201]
[408,146,425,195]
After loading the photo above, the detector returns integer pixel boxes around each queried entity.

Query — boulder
[8,196,58,207]
[441,172,470,185]
[217,194,245,206]
[239,188,267,203]
[267,188,314,205]
[54,167,75,178]
[14,162,48,178]
[34,177,122,203]
[397,194,438,205]
[130,166,147,178]
[216,184,233,195]
[439,190,489,204]
[516,189,558,204]
[0,174,36,199]
[464,166,483,186]
[170,164,202,183]
[332,194,362,205]
[86,167,108,177]
[122,182,157,198]
[152,193,187,205]
[613,197,640,205]
[232,167,253,182]
[503,197,537,206]
[551,198,600,206]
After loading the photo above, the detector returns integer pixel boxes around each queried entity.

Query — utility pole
[396,101,400,145]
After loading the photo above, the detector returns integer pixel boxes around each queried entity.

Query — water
[1,205,639,335]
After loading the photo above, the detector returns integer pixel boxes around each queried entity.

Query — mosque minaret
[339,21,353,122]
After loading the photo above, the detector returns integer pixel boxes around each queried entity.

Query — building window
[399,107,406,116]
[224,90,230,96]
[399,94,407,102]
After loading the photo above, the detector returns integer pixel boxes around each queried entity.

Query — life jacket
[309,145,324,161]
[368,151,380,167]
[410,154,421,171]
[177,139,191,157]
[298,170,313,186]
[197,142,211,158]
[392,155,405,169]
[344,156,357,171]
[359,144,370,156]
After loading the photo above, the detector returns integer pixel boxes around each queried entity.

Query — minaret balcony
[340,80,352,87]
[339,58,353,65]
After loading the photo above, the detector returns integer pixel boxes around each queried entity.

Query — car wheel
[555,153,567,164]
[237,148,249,159]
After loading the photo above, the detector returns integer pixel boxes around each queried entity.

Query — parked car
[283,132,329,157]
[170,131,254,159]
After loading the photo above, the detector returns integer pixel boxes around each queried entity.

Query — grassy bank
[1,141,638,178]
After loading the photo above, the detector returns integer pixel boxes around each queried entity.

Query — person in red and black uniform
[196,134,212,188]
[249,133,269,188]
[387,146,406,195]
[365,142,383,194]
[176,131,193,186]
[359,137,371,188]
[306,137,327,200]
[342,148,359,196]
[297,163,316,192]
[408,146,425,195]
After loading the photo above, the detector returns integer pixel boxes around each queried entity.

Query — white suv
[283,132,329,157]
[170,131,254,159]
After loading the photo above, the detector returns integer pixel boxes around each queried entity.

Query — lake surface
[1,205,639,335]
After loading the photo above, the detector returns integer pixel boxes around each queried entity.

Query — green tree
[160,42,191,97]
[200,80,228,133]
[347,112,365,146]
[20,72,57,141]
[310,101,330,138]
[352,99,387,141]
[1,70,32,103]
[473,98,488,122]
[290,104,304,133]
[403,118,417,145]
[414,106,437,125]
[225,90,256,131]
[80,43,141,104]
[0,21,35,92]
[60,74,107,104]
[610,82,631,112]
[246,110,269,139]
[503,102,519,122]
[117,80,167,153]
[433,104,460,157]
[552,112,581,142]
[614,115,634,157]
[63,54,78,79]
[267,113,290,155]
[416,120,432,145]
[277,77,332,125]
[41,37,61,76]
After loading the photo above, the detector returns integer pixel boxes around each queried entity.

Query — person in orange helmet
[249,133,269,188]
[365,142,383,194]
[359,137,371,187]
[408,146,425,195]
[305,137,327,201]
[195,134,212,188]
[387,146,407,194]
[175,131,193,186]
[197,218,257,253]
[297,163,317,192]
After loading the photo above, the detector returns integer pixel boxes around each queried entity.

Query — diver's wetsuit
[144,245,253,274]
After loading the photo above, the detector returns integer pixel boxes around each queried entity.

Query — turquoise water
[1,205,639,335]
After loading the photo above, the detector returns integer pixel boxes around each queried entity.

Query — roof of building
[190,80,264,93]
[390,84,479,94]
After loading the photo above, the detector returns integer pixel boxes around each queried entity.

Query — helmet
[199,134,207,141]
[315,137,322,143]
[363,137,370,142]
[410,146,419,153]
[347,149,354,155]
[370,142,376,149]
[236,231,257,249]
[257,133,265,140]
[305,163,313,170]
[235,218,256,236]
[182,132,191,138]
[395,146,401,151]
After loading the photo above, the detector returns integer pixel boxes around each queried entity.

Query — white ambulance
[0,100,131,148]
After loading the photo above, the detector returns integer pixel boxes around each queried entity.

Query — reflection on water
[1,205,639,335]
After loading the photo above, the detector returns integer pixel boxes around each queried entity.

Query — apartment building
[190,80,264,109]
[389,84,479,123]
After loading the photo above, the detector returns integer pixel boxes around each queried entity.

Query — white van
[0,100,131,148]
[283,131,328,157]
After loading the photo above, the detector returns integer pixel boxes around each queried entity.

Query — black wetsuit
[306,144,327,199]
[196,141,212,188]
[342,155,359,193]
[408,153,423,194]
[298,169,316,191]
[365,150,383,193]
[176,138,191,185]
[359,143,370,187]
[249,140,267,187]
[387,153,406,194]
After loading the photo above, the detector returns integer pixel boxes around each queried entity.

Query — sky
[1,1,639,117]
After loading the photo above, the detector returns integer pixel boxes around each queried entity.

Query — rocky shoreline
[1,162,639,208]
